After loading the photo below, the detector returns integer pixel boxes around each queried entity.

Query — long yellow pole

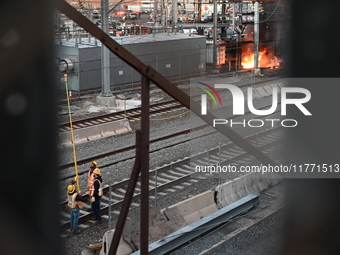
[64,74,80,192]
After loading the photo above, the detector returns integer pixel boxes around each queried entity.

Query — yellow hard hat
[93,168,101,175]
[68,184,75,193]
[91,161,98,167]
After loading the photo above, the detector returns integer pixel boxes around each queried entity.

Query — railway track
[60,126,283,234]
[58,77,284,178]
[59,77,285,237]
[57,100,182,133]
[59,103,281,181]
[57,78,284,134]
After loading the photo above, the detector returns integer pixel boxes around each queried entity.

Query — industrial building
[55,33,206,92]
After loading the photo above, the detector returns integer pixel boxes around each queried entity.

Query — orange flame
[241,48,281,69]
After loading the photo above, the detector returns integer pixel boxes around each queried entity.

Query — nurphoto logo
[199,84,311,128]
[196,82,223,115]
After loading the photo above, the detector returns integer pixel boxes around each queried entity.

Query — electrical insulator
[258,3,264,13]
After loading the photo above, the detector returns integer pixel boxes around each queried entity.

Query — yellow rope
[123,109,191,121]
[64,74,80,193]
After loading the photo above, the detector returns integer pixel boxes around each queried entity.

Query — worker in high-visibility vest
[67,177,86,234]
[87,161,98,193]
[89,169,103,222]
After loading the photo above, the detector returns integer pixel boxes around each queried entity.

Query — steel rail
[60,101,281,178]
[59,102,281,178]
[58,78,283,133]
[58,126,193,172]
[57,100,182,132]
[59,127,283,230]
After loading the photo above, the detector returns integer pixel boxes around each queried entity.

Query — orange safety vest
[87,170,95,188]
[67,193,84,209]
[89,179,103,197]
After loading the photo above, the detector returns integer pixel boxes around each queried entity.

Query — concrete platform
[96,95,116,107]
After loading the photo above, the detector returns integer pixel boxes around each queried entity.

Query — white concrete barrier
[234,175,248,200]
[215,180,233,208]
[215,172,281,208]
[253,172,269,191]
[58,118,131,145]
[99,229,134,255]
[244,173,257,195]
[162,190,219,226]
[266,171,282,186]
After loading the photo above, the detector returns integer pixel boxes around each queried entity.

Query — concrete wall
[215,172,281,208]
[161,190,219,227]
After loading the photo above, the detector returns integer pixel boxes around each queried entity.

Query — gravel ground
[61,173,220,255]
[60,118,281,255]
[59,88,223,255]
[59,76,283,254]
[209,211,284,255]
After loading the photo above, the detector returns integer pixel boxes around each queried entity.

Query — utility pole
[172,0,177,33]
[101,0,111,97]
[232,3,235,37]
[97,0,116,106]
[254,1,261,75]
[212,0,218,72]
[153,0,158,25]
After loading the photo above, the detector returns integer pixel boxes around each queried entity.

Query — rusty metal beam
[108,131,142,255]
[108,77,150,255]
[140,75,150,254]
[54,0,276,166]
